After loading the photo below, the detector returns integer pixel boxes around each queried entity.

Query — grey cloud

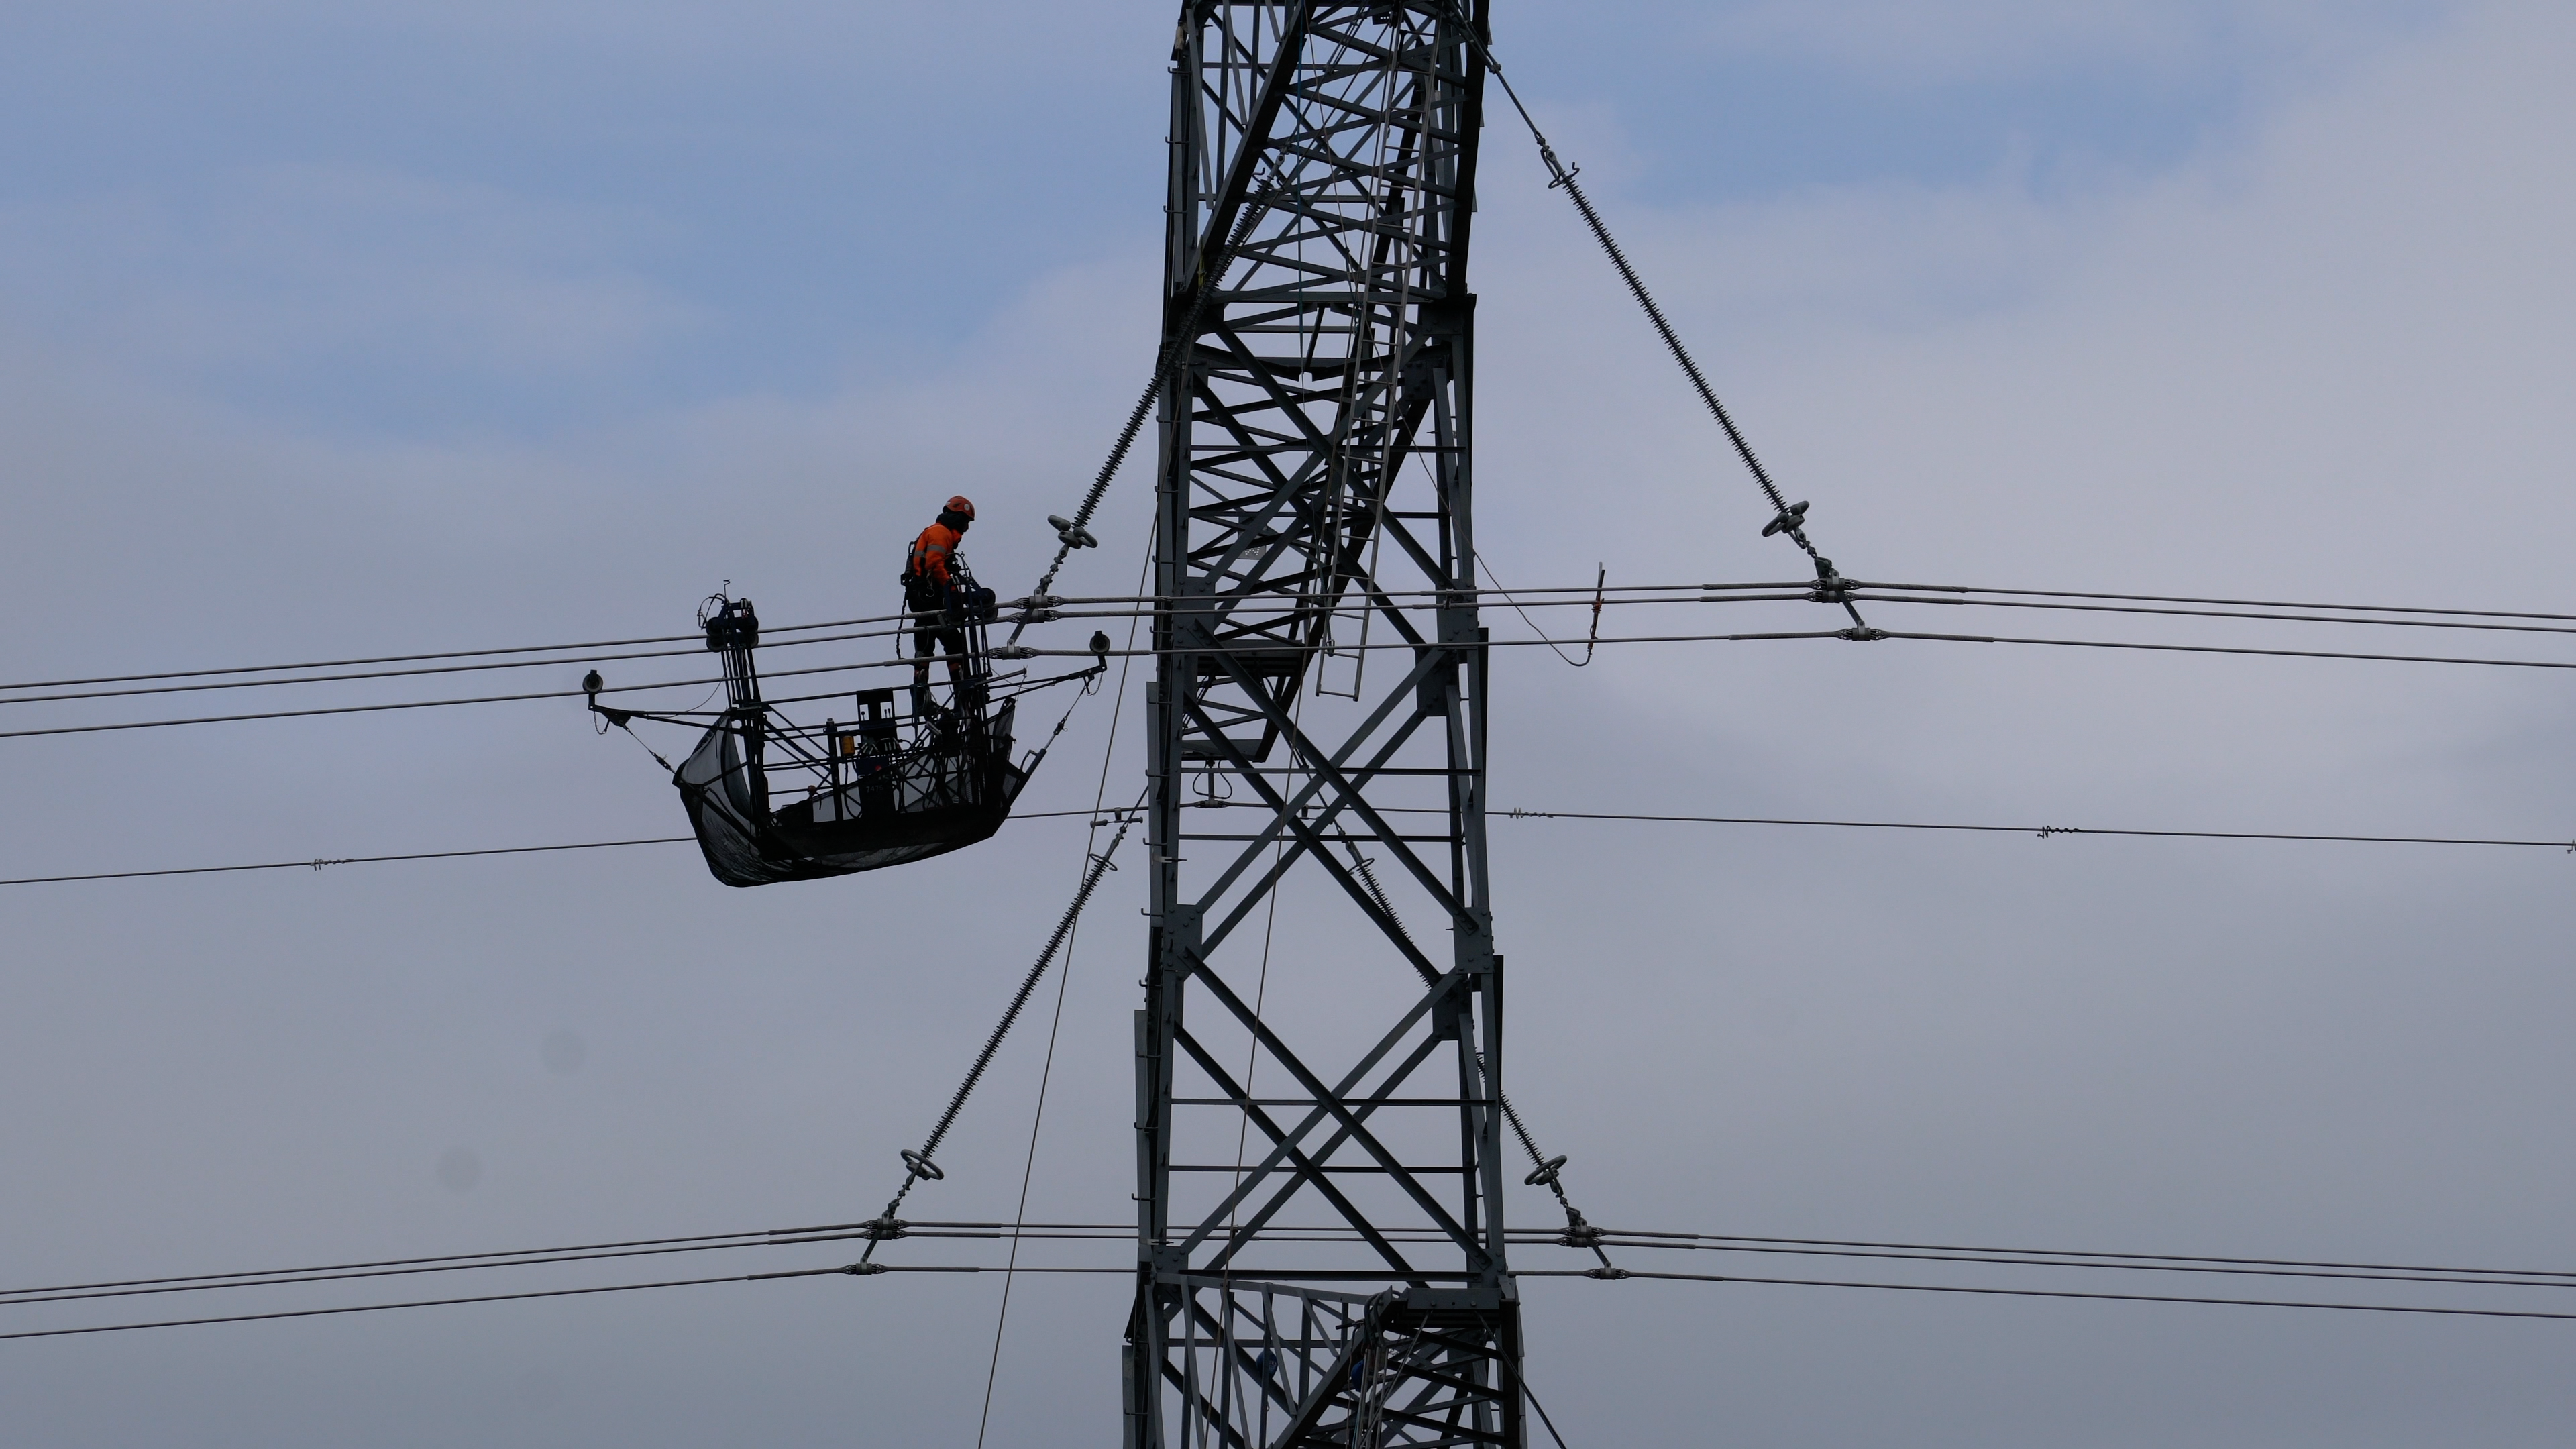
[2,3,2572,1446]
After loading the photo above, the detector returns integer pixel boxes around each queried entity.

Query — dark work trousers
[910,605,968,708]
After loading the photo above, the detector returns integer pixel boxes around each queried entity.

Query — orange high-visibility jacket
[905,522,963,590]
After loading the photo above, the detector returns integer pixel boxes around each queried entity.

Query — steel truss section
[1130,4,1519,1446]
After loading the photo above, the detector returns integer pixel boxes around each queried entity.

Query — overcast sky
[5,2,2575,1445]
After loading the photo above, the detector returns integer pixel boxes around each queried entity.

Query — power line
[0,651,1091,743]
[1859,592,2576,639]
[0,808,1133,888]
[1584,1237,2576,1293]
[25,1218,2576,1306]
[0,582,1764,701]
[1520,1268,2576,1324]
[0,625,906,708]
[25,1213,2576,1342]
[0,653,910,741]
[682,1218,2576,1281]
[0,1222,1464,1309]
[1585,1228,2576,1283]
[13,801,2565,890]
[16,590,2576,741]
[0,684,594,739]
[0,837,694,887]
[1043,578,2576,625]
[0,611,910,696]
[1882,582,2576,625]
[1035,629,2576,673]
[1874,629,2576,672]
[25,1257,2569,1341]
[18,625,2571,743]
[0,1232,883,1309]
[513,590,2576,647]
[0,1218,1001,1303]
[13,577,2568,703]
[0,1266,854,1342]
[1500,810,2576,851]
[7,1222,1203,1309]
[0,1265,1129,1342]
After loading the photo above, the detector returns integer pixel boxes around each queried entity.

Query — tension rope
[973,542,1150,1449]
[856,800,1142,1263]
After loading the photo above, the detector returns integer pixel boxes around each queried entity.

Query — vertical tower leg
[1128,7,1517,1446]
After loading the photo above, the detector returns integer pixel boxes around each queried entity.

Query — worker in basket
[901,494,993,715]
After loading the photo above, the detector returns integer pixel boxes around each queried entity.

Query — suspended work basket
[598,583,1035,888]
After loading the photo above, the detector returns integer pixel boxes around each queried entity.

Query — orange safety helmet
[945,495,976,521]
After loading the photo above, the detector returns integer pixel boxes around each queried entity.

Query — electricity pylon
[1128,4,1521,1445]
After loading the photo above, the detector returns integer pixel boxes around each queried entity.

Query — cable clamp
[859,1216,910,1240]
[1835,627,1887,642]
[991,645,1038,660]
[1584,1266,1632,1281]
[1558,1223,1605,1248]
[1010,608,1061,626]
[841,1261,888,1276]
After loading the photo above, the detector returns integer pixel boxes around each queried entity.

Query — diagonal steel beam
[1169,963,1461,1254]
[1169,1025,1439,1275]
[1186,959,1483,1251]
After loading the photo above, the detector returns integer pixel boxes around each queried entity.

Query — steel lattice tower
[1129,4,1518,1445]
